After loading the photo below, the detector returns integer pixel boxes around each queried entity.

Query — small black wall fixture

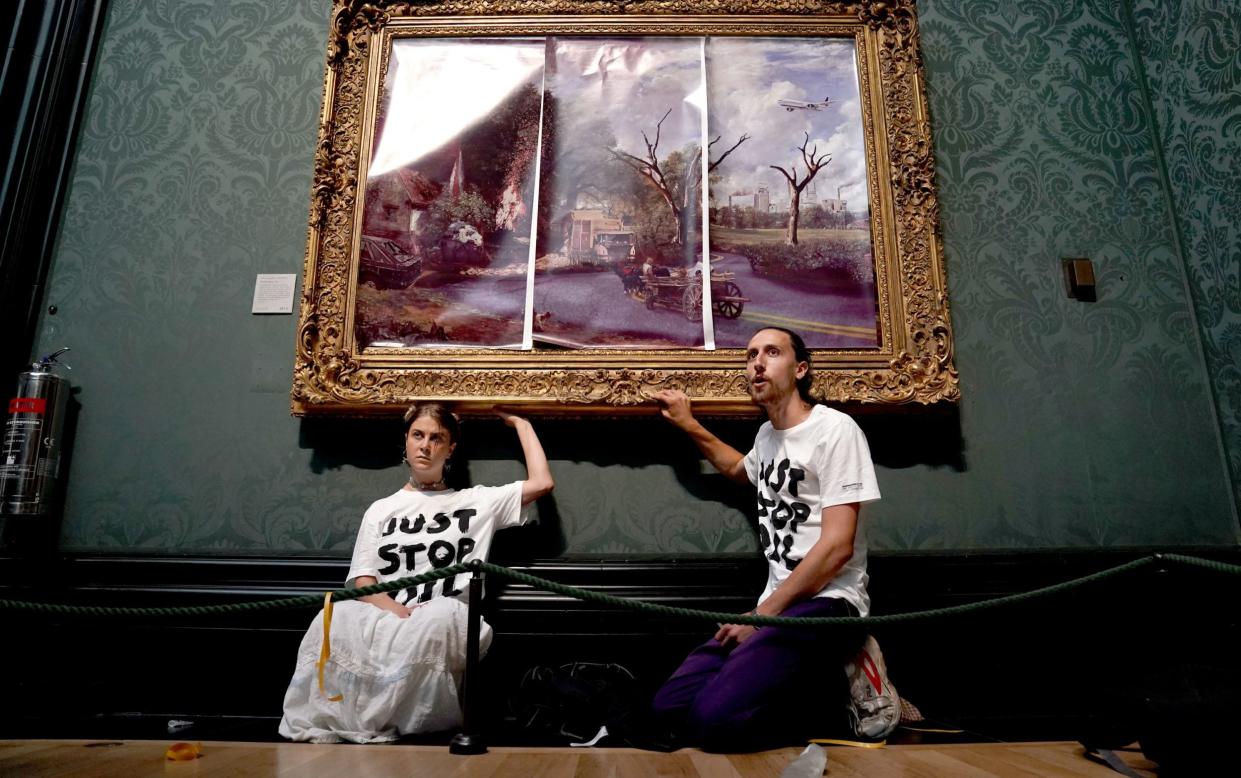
[1062,257,1097,302]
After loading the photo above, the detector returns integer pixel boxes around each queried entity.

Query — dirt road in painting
[360,250,878,350]
[531,252,877,348]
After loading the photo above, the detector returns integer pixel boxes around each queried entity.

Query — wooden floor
[0,739,1157,777]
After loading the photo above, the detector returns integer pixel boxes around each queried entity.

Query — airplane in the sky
[777,96,831,112]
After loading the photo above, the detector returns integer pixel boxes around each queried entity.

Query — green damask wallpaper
[28,0,1239,555]
[1129,0,1241,512]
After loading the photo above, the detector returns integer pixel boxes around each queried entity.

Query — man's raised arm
[653,389,750,485]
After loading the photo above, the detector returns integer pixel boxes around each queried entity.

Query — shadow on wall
[296,413,575,559]
[465,415,762,561]
[298,416,405,475]
[295,404,966,478]
[295,412,765,559]
[854,403,966,473]
[294,404,965,560]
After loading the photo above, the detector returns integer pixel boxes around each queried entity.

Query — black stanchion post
[1153,552,1169,574]
[449,559,487,755]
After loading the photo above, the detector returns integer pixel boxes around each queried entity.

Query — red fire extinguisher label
[8,398,46,414]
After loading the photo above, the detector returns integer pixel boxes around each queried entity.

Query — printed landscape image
[532,37,709,349]
[350,36,880,352]
[706,37,879,349]
[354,38,545,349]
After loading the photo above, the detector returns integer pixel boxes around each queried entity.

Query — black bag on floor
[1136,663,1238,775]
[509,662,679,751]
[1082,663,1240,776]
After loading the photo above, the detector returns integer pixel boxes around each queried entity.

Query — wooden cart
[639,271,748,321]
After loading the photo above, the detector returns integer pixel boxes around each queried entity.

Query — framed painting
[292,0,959,415]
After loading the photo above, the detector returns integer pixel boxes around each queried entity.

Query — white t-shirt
[346,482,527,605]
[742,405,881,616]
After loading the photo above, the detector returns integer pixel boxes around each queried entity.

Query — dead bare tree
[707,133,750,173]
[609,109,691,245]
[610,110,749,246]
[770,131,832,245]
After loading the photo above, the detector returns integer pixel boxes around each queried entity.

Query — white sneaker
[844,635,901,739]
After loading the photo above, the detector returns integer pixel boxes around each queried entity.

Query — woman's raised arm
[494,409,554,505]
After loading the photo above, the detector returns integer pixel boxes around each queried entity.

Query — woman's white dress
[279,482,526,743]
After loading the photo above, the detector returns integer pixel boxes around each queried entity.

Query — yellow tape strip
[740,309,877,336]
[317,592,343,702]
[809,738,886,749]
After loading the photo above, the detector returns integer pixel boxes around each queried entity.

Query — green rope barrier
[1158,553,1241,576]
[0,553,1235,624]
[477,557,1162,627]
[0,564,471,618]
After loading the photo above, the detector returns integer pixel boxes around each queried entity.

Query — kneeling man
[651,326,897,751]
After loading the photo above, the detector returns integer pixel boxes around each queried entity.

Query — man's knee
[685,695,754,750]
[651,677,693,722]
[650,688,678,720]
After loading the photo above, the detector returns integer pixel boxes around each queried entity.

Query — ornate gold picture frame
[292,0,958,416]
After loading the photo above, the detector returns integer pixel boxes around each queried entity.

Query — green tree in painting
[418,190,495,254]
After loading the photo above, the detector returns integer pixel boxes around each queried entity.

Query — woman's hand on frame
[493,406,528,428]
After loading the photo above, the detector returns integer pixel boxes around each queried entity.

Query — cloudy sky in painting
[374,37,867,215]
[706,37,868,213]
[552,37,705,161]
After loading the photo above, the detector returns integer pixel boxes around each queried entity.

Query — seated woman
[279,403,553,743]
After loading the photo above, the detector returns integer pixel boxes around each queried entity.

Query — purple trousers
[651,597,863,751]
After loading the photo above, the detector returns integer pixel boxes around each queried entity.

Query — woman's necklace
[409,475,447,491]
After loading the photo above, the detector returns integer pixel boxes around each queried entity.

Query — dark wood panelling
[1,549,1237,742]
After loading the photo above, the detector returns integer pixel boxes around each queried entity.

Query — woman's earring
[443,460,452,475]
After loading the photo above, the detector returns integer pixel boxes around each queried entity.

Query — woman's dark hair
[754,326,816,405]
[402,402,461,444]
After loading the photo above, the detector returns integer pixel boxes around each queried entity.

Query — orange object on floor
[164,742,201,761]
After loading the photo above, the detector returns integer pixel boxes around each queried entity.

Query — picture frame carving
[293,0,958,416]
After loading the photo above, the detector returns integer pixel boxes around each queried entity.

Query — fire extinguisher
[1,348,72,516]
